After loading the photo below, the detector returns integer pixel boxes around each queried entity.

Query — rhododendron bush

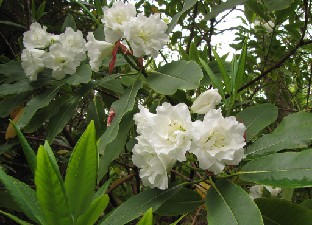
[0,0,312,224]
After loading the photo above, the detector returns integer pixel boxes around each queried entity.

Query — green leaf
[0,209,31,225]
[147,60,203,95]
[246,111,312,157]
[31,0,36,19]
[66,63,92,85]
[0,21,26,29]
[240,149,312,188]
[0,169,45,224]
[0,189,20,211]
[61,14,77,32]
[65,121,98,221]
[166,0,197,34]
[204,0,249,21]
[99,185,182,225]
[199,58,224,97]
[189,42,199,63]
[87,95,107,139]
[137,208,153,225]
[77,195,109,225]
[206,180,263,225]
[236,103,278,141]
[245,0,271,21]
[263,0,294,11]
[36,1,46,20]
[10,121,37,175]
[0,94,30,118]
[212,49,231,94]
[35,145,73,225]
[97,81,142,153]
[93,179,111,200]
[301,199,312,210]
[0,80,33,96]
[16,85,61,128]
[255,198,312,225]
[156,187,202,216]
[233,40,247,94]
[94,0,103,16]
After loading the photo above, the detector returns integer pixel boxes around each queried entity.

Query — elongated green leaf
[234,40,247,93]
[0,21,26,29]
[98,111,135,181]
[16,86,62,128]
[93,179,111,200]
[77,195,109,225]
[94,0,103,16]
[0,94,30,118]
[99,185,182,225]
[0,209,31,225]
[246,111,312,157]
[66,63,92,85]
[65,121,97,221]
[147,60,203,95]
[36,1,46,20]
[212,49,231,94]
[199,58,224,97]
[236,103,278,141]
[206,180,263,225]
[255,198,312,225]
[0,189,20,211]
[204,0,248,21]
[166,0,197,34]
[10,121,36,175]
[0,80,33,96]
[61,14,76,32]
[35,145,73,225]
[87,95,107,138]
[156,187,202,216]
[97,81,142,153]
[0,169,45,224]
[240,149,312,188]
[263,0,294,11]
[137,208,153,225]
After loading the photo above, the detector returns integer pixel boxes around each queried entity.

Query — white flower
[43,43,81,80]
[23,22,52,49]
[134,103,192,161]
[189,109,246,174]
[59,27,86,61]
[124,14,169,57]
[132,136,176,190]
[191,88,222,114]
[101,1,136,43]
[85,32,114,72]
[249,185,281,199]
[21,49,45,81]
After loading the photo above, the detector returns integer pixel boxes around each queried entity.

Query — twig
[106,172,135,194]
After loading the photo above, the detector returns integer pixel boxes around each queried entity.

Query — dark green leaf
[87,95,107,138]
[246,111,312,157]
[156,187,202,216]
[65,121,98,220]
[263,0,294,11]
[301,199,312,210]
[99,185,182,225]
[255,198,312,225]
[147,60,203,95]
[0,21,26,29]
[94,0,103,16]
[0,80,33,96]
[206,180,263,225]
[0,94,30,118]
[66,63,92,85]
[236,103,278,141]
[212,49,231,94]
[61,14,77,32]
[36,1,46,20]
[241,149,312,188]
[0,169,45,224]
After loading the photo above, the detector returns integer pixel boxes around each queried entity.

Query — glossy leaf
[99,185,182,225]
[137,208,153,225]
[0,169,45,224]
[246,111,312,157]
[241,149,312,188]
[65,121,98,220]
[147,60,203,95]
[255,198,312,225]
[156,187,202,216]
[236,103,278,141]
[263,0,294,11]
[206,180,263,225]
[77,194,109,225]
[35,145,73,225]
[10,121,37,175]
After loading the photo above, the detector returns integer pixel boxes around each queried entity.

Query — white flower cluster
[102,1,169,57]
[249,185,281,199]
[132,89,246,189]
[21,23,87,80]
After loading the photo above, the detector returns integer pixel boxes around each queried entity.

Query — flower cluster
[21,1,169,80]
[102,1,169,58]
[21,23,86,81]
[132,89,246,189]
